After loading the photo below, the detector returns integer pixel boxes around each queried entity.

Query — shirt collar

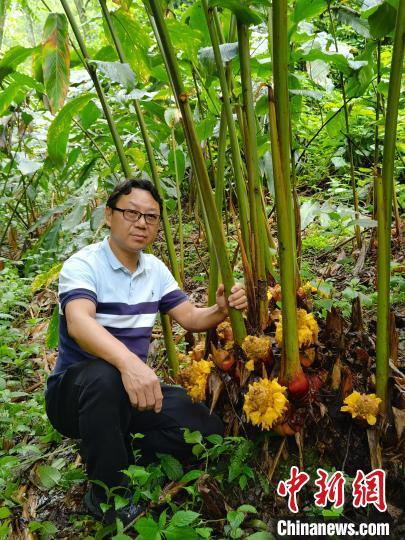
[102,236,149,275]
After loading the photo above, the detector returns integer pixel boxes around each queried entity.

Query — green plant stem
[237,21,268,331]
[60,0,131,178]
[202,1,251,262]
[376,0,405,414]
[146,0,246,344]
[98,0,180,374]
[327,2,361,248]
[268,86,301,384]
[171,127,185,284]
[271,0,301,385]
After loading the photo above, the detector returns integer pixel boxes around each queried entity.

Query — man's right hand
[119,356,163,413]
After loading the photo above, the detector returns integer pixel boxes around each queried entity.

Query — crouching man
[45,178,247,525]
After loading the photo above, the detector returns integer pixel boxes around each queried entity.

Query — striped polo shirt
[47,237,187,387]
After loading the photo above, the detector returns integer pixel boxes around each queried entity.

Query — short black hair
[106,178,163,214]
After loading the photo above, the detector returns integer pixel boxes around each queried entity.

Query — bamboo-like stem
[146,0,247,344]
[376,0,405,413]
[208,105,227,306]
[202,1,251,262]
[98,0,180,374]
[271,0,302,388]
[171,127,185,284]
[327,2,361,248]
[60,0,130,178]
[237,21,268,331]
[268,86,302,387]
[271,0,299,284]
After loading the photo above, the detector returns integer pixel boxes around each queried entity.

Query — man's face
[105,188,160,254]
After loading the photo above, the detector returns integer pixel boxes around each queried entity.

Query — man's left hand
[216,283,248,316]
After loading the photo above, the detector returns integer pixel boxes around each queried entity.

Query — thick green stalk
[171,127,185,284]
[202,1,251,260]
[98,0,180,374]
[146,0,247,344]
[208,105,227,306]
[376,0,405,413]
[60,0,131,178]
[268,87,302,386]
[271,0,302,387]
[237,21,268,331]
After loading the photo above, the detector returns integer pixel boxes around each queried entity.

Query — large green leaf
[0,45,39,82]
[46,305,59,349]
[47,93,96,166]
[209,0,263,25]
[198,42,239,75]
[334,6,371,38]
[107,9,152,82]
[0,73,42,116]
[292,0,327,22]
[367,1,397,37]
[91,60,136,91]
[42,13,70,113]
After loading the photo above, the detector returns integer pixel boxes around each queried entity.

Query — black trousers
[45,358,223,501]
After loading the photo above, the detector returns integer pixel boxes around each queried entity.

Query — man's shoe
[84,488,144,527]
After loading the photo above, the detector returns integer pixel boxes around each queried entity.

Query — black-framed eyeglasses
[111,207,160,225]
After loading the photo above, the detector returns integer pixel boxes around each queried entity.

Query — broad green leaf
[237,504,258,513]
[0,507,11,519]
[157,453,184,481]
[297,49,350,74]
[47,93,95,166]
[42,13,70,113]
[37,464,61,489]
[61,204,85,231]
[334,6,371,38]
[292,0,327,22]
[15,154,42,175]
[367,2,397,38]
[79,101,101,130]
[209,0,264,25]
[166,19,204,60]
[108,9,152,82]
[126,147,146,170]
[0,45,39,82]
[134,516,161,539]
[227,510,245,529]
[164,527,198,540]
[183,429,202,444]
[170,510,200,528]
[0,73,42,117]
[31,262,62,292]
[46,305,59,349]
[195,116,216,141]
[180,470,204,483]
[91,60,136,91]
[198,42,239,74]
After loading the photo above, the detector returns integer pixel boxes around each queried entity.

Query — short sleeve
[158,261,188,314]
[59,255,98,314]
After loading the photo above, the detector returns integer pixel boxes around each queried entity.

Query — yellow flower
[341,391,381,425]
[243,378,288,430]
[242,335,272,363]
[275,309,318,349]
[178,359,213,402]
[302,281,317,295]
[216,320,233,343]
[245,359,255,371]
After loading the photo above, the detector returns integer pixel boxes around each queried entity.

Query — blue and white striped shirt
[47,237,187,387]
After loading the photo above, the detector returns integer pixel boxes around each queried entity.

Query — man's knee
[76,359,127,402]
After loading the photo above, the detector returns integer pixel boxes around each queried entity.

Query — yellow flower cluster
[341,391,381,425]
[242,335,271,365]
[243,378,288,430]
[302,281,317,295]
[275,309,318,349]
[178,359,213,402]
